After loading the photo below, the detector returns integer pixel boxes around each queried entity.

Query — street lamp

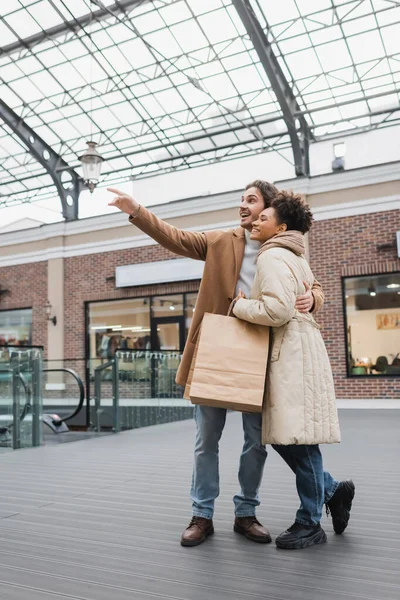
[79,141,104,193]
[45,300,57,326]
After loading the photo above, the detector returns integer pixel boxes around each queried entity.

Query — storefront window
[0,308,32,346]
[343,273,400,376]
[88,298,151,360]
[88,293,198,360]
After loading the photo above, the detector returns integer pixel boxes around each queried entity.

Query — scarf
[257,230,305,258]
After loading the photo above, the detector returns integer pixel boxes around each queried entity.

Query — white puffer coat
[233,231,341,446]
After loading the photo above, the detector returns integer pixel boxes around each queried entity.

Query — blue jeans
[191,406,267,519]
[272,444,339,526]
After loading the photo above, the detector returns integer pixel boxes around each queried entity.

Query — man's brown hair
[245,180,279,209]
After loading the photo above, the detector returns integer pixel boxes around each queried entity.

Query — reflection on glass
[344,273,400,376]
[88,298,151,363]
[155,322,180,350]
[0,309,32,346]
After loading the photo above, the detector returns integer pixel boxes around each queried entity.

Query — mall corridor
[0,410,399,600]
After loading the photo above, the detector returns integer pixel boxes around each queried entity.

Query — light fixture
[45,300,57,326]
[332,142,346,172]
[91,325,120,331]
[79,141,104,193]
[387,283,400,289]
[0,285,10,302]
[169,305,175,311]
[368,285,377,297]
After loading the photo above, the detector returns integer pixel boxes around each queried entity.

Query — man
[107,181,354,549]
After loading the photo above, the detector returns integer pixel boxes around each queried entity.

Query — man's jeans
[191,406,267,519]
[272,444,339,526]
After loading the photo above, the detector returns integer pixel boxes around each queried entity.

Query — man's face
[239,186,265,231]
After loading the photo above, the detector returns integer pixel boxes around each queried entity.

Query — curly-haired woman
[233,191,354,550]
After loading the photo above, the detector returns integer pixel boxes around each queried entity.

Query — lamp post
[79,141,104,193]
[45,300,57,326]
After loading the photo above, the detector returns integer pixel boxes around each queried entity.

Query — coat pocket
[270,325,287,362]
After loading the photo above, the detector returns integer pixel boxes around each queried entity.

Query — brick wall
[309,209,400,399]
[64,244,199,361]
[0,262,48,356]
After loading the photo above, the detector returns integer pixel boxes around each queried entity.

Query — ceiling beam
[0,0,148,58]
[232,0,312,177]
[0,99,83,220]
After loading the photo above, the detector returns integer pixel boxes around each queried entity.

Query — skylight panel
[1,0,20,16]
[315,39,353,72]
[203,72,238,101]
[143,28,182,59]
[169,20,209,53]
[52,0,89,20]
[197,8,239,44]
[27,1,65,29]
[119,38,155,68]
[29,70,65,95]
[258,0,300,25]
[5,9,42,38]
[159,1,193,25]
[229,64,265,94]
[347,30,385,62]
[0,19,18,45]
[186,0,224,16]
[11,77,44,103]
[380,22,400,56]
[284,47,323,78]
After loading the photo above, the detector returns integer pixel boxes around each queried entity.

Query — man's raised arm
[108,188,208,261]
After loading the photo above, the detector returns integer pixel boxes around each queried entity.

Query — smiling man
[107,181,327,547]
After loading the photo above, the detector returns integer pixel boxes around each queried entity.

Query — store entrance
[151,316,185,352]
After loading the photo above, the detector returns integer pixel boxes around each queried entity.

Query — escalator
[0,347,91,448]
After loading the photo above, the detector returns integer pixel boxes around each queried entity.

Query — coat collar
[233,226,246,238]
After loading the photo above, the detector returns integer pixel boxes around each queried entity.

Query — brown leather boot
[181,516,214,547]
[234,516,272,543]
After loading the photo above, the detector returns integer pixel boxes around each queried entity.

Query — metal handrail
[93,359,120,433]
[43,368,85,425]
[18,372,31,421]
[0,369,31,424]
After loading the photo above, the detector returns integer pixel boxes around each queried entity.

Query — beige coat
[129,207,325,388]
[233,231,341,446]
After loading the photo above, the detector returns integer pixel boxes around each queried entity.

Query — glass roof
[0,0,399,210]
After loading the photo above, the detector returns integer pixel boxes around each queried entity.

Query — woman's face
[250,207,286,242]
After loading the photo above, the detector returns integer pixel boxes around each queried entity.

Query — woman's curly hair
[270,190,313,234]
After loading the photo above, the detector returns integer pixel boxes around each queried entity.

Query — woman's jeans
[191,406,268,519]
[272,444,339,525]
[190,406,338,525]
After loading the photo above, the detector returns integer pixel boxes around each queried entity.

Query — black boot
[326,480,355,534]
[276,522,327,550]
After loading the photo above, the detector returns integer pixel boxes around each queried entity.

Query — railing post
[150,354,156,399]
[94,367,101,433]
[12,366,21,450]
[31,351,42,447]
[112,356,120,433]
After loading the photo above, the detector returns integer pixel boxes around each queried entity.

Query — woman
[233,191,347,550]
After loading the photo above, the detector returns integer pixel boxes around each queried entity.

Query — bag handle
[227,299,236,317]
